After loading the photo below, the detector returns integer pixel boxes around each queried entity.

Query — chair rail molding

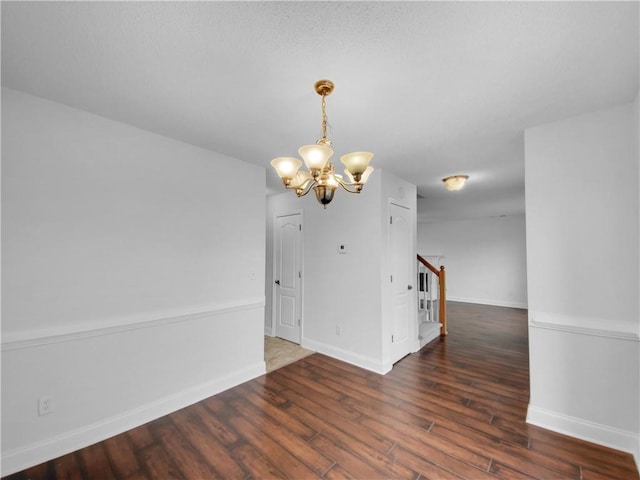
[528,310,639,342]
[2,296,266,351]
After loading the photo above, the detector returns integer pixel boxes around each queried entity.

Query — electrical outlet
[336,325,341,336]
[38,396,53,416]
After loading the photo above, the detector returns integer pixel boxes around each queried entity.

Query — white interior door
[389,202,412,364]
[273,213,302,344]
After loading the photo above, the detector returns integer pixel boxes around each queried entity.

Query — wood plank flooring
[5,302,639,479]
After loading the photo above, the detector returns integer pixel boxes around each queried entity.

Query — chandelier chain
[320,94,328,144]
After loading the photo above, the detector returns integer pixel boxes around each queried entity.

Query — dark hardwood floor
[6,302,639,479]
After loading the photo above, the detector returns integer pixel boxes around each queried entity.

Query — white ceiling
[2,1,638,221]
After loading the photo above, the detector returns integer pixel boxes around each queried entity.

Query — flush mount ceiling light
[442,175,469,191]
[270,79,374,208]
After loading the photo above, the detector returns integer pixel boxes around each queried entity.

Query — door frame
[387,199,417,365]
[271,209,304,344]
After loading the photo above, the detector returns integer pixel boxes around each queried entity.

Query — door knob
[275,280,280,285]
[408,285,413,290]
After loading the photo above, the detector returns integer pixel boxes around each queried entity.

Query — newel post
[439,265,447,335]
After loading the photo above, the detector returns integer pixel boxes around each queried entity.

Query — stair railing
[416,254,447,335]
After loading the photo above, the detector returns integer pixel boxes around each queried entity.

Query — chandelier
[270,79,374,208]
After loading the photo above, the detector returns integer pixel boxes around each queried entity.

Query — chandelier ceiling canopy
[270,80,374,208]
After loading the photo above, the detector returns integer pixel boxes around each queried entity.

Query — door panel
[279,296,296,328]
[274,213,302,343]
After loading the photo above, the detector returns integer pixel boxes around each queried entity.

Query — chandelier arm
[336,177,363,194]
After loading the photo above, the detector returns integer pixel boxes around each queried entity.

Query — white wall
[417,215,528,309]
[266,169,416,374]
[1,88,266,475]
[525,100,640,458]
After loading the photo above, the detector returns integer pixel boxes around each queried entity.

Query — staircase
[417,254,447,348]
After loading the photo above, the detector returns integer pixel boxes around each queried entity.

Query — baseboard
[418,323,442,350]
[1,362,266,477]
[302,338,389,375]
[526,404,639,459]
[447,296,527,310]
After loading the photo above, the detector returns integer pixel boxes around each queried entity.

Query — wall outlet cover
[38,396,53,416]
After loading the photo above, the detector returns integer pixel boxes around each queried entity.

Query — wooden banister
[416,254,439,276]
[416,254,448,336]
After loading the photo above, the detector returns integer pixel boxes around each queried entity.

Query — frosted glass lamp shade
[271,157,302,181]
[340,151,373,176]
[290,171,312,189]
[298,144,333,171]
[346,166,374,184]
[442,175,469,191]
[326,173,343,188]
